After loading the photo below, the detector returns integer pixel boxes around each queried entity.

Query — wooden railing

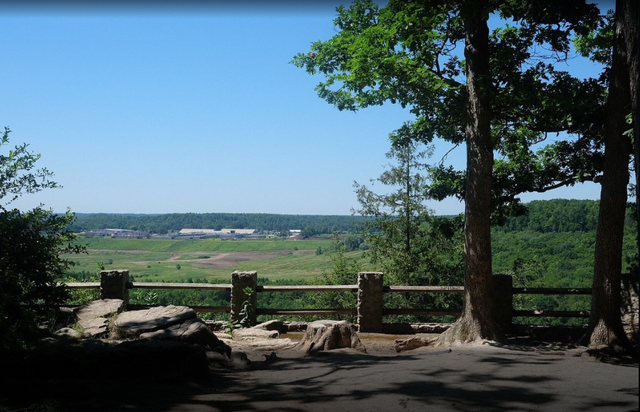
[511,287,592,319]
[64,270,595,333]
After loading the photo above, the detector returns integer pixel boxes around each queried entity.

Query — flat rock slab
[74,299,124,321]
[253,320,287,333]
[234,337,297,352]
[140,318,206,341]
[54,327,82,339]
[74,299,125,337]
[140,317,230,354]
[114,305,197,338]
[233,328,280,340]
[78,317,110,337]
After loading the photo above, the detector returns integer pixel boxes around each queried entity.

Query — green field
[63,230,634,326]
[67,237,372,283]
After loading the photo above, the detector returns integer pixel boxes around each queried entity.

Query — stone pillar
[358,272,384,332]
[493,274,513,334]
[231,271,258,326]
[100,270,130,304]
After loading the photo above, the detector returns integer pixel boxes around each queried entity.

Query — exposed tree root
[433,315,505,347]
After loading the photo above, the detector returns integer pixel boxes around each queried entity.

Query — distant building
[178,229,222,236]
[177,228,256,239]
[84,229,150,238]
[221,229,256,235]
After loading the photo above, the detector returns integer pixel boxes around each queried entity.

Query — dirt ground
[3,333,637,412]
[178,250,314,269]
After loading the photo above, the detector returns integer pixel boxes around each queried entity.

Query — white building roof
[179,228,256,235]
[221,228,256,235]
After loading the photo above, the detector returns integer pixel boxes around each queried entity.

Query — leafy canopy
[0,127,84,349]
[0,127,58,210]
[292,0,606,220]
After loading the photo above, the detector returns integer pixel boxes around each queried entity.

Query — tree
[293,0,602,343]
[353,138,464,321]
[0,127,83,349]
[586,0,638,352]
[0,208,81,349]
[354,138,435,278]
[0,127,58,209]
[353,135,463,281]
[440,0,501,343]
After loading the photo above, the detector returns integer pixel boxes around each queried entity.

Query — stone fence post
[358,272,384,332]
[231,271,258,326]
[100,270,130,305]
[493,274,513,334]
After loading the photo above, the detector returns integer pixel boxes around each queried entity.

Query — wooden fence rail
[64,269,593,333]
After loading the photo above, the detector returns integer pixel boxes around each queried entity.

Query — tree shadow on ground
[2,341,638,412]
[492,335,640,367]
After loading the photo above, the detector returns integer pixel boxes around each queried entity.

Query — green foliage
[496,199,603,233]
[573,8,614,65]
[130,290,159,306]
[322,240,362,286]
[0,208,83,349]
[256,277,313,323]
[0,128,84,349]
[238,286,255,327]
[229,286,255,330]
[59,271,100,305]
[354,141,464,287]
[293,0,607,223]
[352,140,465,323]
[310,239,360,322]
[493,221,636,326]
[0,127,58,209]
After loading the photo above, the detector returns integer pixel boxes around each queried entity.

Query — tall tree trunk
[588,0,635,351]
[405,159,412,253]
[625,0,639,282]
[437,0,504,344]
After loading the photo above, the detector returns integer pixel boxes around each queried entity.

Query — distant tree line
[70,212,373,235]
[70,199,632,236]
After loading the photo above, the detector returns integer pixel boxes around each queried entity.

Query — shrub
[0,209,84,349]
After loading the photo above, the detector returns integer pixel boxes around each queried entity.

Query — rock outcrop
[114,305,231,356]
[296,320,366,354]
[227,321,297,352]
[73,299,125,337]
[394,336,432,353]
[114,305,196,337]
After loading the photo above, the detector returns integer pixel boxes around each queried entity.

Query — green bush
[0,209,84,349]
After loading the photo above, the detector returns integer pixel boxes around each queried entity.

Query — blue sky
[2,1,606,216]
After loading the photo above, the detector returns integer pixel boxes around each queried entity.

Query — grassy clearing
[67,237,372,283]
[77,237,330,253]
